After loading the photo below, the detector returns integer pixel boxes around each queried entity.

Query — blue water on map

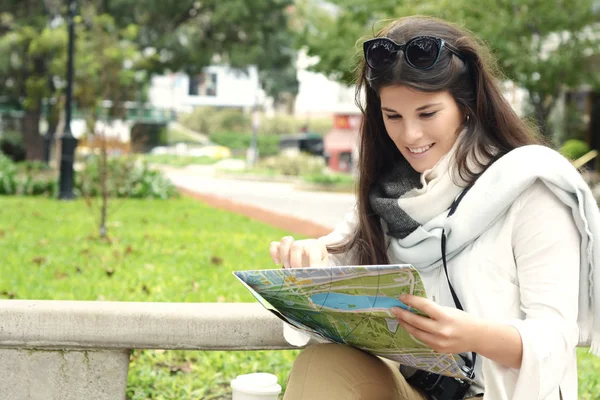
[309,293,410,311]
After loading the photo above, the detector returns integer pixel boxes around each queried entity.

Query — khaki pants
[283,344,482,400]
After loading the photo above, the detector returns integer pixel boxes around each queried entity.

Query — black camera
[399,356,475,400]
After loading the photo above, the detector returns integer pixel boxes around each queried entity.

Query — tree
[418,0,600,138]
[73,11,146,238]
[296,0,600,138]
[0,0,300,160]
[0,0,67,160]
[293,0,399,84]
[92,0,300,106]
[73,10,144,121]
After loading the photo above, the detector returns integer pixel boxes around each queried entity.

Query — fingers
[269,241,281,265]
[289,240,322,268]
[270,237,329,268]
[398,294,441,319]
[308,242,328,267]
[391,307,437,333]
[289,241,305,268]
[278,236,295,268]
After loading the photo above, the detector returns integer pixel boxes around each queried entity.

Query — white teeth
[408,144,433,154]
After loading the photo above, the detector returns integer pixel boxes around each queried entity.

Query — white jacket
[320,180,580,400]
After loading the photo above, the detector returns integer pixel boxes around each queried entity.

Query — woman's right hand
[269,236,329,268]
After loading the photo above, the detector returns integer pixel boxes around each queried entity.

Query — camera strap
[441,185,477,376]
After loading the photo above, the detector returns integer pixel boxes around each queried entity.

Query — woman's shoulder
[475,144,581,196]
[500,144,572,170]
[513,179,567,212]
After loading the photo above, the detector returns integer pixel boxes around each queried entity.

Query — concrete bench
[0,301,299,400]
[0,300,591,400]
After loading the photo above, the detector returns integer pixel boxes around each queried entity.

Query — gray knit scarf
[368,157,422,239]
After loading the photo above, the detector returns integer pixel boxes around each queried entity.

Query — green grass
[302,172,354,186]
[140,154,220,168]
[0,196,599,399]
[578,347,600,399]
[0,196,298,399]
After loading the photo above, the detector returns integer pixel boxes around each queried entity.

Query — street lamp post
[58,0,78,200]
[249,107,261,167]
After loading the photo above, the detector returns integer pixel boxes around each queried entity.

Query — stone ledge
[0,300,590,352]
[0,301,298,351]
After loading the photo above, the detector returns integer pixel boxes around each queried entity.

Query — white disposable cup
[231,372,282,400]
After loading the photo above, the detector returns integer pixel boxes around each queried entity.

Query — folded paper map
[233,264,467,379]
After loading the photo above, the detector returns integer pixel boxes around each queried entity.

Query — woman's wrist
[469,318,493,356]
[469,319,523,369]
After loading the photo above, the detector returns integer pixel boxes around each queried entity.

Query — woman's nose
[403,122,424,144]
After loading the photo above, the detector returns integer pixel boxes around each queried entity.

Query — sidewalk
[166,167,356,238]
[179,187,334,238]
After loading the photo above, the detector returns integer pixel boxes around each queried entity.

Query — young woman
[269,16,600,400]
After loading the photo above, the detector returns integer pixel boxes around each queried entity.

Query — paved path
[164,166,356,231]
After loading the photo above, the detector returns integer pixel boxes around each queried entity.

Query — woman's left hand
[391,294,483,354]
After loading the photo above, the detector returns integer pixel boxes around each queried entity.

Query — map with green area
[234,264,465,379]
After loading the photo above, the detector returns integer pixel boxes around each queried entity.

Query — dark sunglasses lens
[406,38,440,68]
[366,40,397,70]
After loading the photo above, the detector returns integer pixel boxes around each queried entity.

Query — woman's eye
[385,114,401,120]
[420,111,437,119]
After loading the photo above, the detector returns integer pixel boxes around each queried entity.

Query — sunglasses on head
[363,36,465,71]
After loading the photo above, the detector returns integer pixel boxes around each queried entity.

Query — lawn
[140,153,220,167]
[0,196,298,399]
[0,196,598,399]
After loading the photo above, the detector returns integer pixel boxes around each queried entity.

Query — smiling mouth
[407,144,434,154]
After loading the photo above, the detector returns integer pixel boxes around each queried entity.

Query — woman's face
[379,85,464,173]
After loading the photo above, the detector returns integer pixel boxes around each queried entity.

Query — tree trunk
[22,107,45,161]
[99,130,108,239]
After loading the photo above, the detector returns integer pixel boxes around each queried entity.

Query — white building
[293,50,360,118]
[147,66,262,113]
[146,49,360,118]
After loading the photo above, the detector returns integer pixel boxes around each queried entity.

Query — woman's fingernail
[400,294,407,300]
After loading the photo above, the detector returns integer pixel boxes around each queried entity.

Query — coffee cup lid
[231,373,282,395]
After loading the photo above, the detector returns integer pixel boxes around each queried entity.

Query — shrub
[209,131,250,150]
[260,153,325,176]
[216,108,252,133]
[257,135,280,157]
[179,107,333,136]
[210,132,279,157]
[179,107,251,135]
[0,153,17,194]
[179,108,212,134]
[0,154,57,196]
[0,153,178,199]
[260,115,299,135]
[260,115,332,136]
[304,118,333,136]
[560,139,591,161]
[0,130,26,162]
[76,156,179,199]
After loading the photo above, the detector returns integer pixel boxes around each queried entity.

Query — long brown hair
[328,16,542,265]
